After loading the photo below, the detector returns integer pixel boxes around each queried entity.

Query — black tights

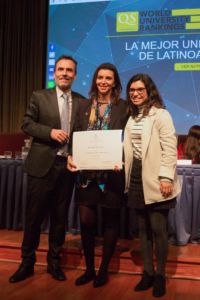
[79,205,120,275]
[137,209,169,276]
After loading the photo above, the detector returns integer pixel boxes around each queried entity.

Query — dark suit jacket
[22,88,85,177]
[73,98,128,196]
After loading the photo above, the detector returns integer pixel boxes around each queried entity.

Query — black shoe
[134,271,154,291]
[75,271,96,286]
[9,264,34,283]
[93,273,108,288]
[153,274,166,297]
[47,264,66,281]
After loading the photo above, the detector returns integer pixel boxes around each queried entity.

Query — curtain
[0,0,48,133]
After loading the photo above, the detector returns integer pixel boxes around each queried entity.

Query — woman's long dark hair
[89,63,122,104]
[126,73,165,117]
[184,125,200,163]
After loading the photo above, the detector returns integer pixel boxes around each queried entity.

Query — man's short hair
[54,55,78,74]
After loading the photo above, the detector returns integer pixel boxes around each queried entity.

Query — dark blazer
[74,98,128,131]
[73,98,128,196]
[22,88,85,177]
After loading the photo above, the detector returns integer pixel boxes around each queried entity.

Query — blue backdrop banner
[46,0,200,134]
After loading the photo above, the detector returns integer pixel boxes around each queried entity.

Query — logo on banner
[116,12,139,32]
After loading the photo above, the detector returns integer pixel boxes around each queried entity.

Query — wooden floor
[1,261,200,300]
[1,229,200,300]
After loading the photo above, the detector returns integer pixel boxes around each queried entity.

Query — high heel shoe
[134,271,154,291]
[93,272,108,288]
[75,271,96,286]
[152,274,166,297]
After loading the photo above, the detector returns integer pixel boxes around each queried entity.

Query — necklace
[98,99,109,103]
[97,97,109,105]
[98,102,108,106]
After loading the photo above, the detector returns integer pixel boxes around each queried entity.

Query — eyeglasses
[129,88,146,94]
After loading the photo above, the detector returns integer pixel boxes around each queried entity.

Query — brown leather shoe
[9,264,34,283]
[47,264,66,281]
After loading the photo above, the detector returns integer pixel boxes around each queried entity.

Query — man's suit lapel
[71,92,79,134]
[49,88,61,128]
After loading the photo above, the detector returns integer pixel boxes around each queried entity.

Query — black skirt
[74,169,126,208]
[128,158,176,210]
[75,180,126,208]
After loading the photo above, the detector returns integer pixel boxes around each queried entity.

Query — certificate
[73,130,123,170]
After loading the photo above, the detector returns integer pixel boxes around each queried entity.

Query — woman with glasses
[124,73,180,297]
[68,63,128,288]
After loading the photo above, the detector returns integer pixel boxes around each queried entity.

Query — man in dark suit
[9,55,85,283]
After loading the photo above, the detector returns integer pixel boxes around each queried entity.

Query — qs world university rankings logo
[116,8,200,33]
[116,12,139,32]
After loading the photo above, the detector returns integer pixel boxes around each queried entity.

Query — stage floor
[1,230,200,300]
[1,229,200,280]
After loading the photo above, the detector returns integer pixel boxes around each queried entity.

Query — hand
[160,181,173,198]
[67,155,79,172]
[50,129,69,144]
[114,165,121,172]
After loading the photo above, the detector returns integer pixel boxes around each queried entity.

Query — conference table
[0,158,27,230]
[0,158,79,233]
[0,158,200,245]
[168,164,200,245]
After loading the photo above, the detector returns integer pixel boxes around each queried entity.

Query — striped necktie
[61,93,69,133]
[59,93,69,155]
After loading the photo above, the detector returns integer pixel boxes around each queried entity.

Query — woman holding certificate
[68,63,128,287]
[124,74,180,297]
